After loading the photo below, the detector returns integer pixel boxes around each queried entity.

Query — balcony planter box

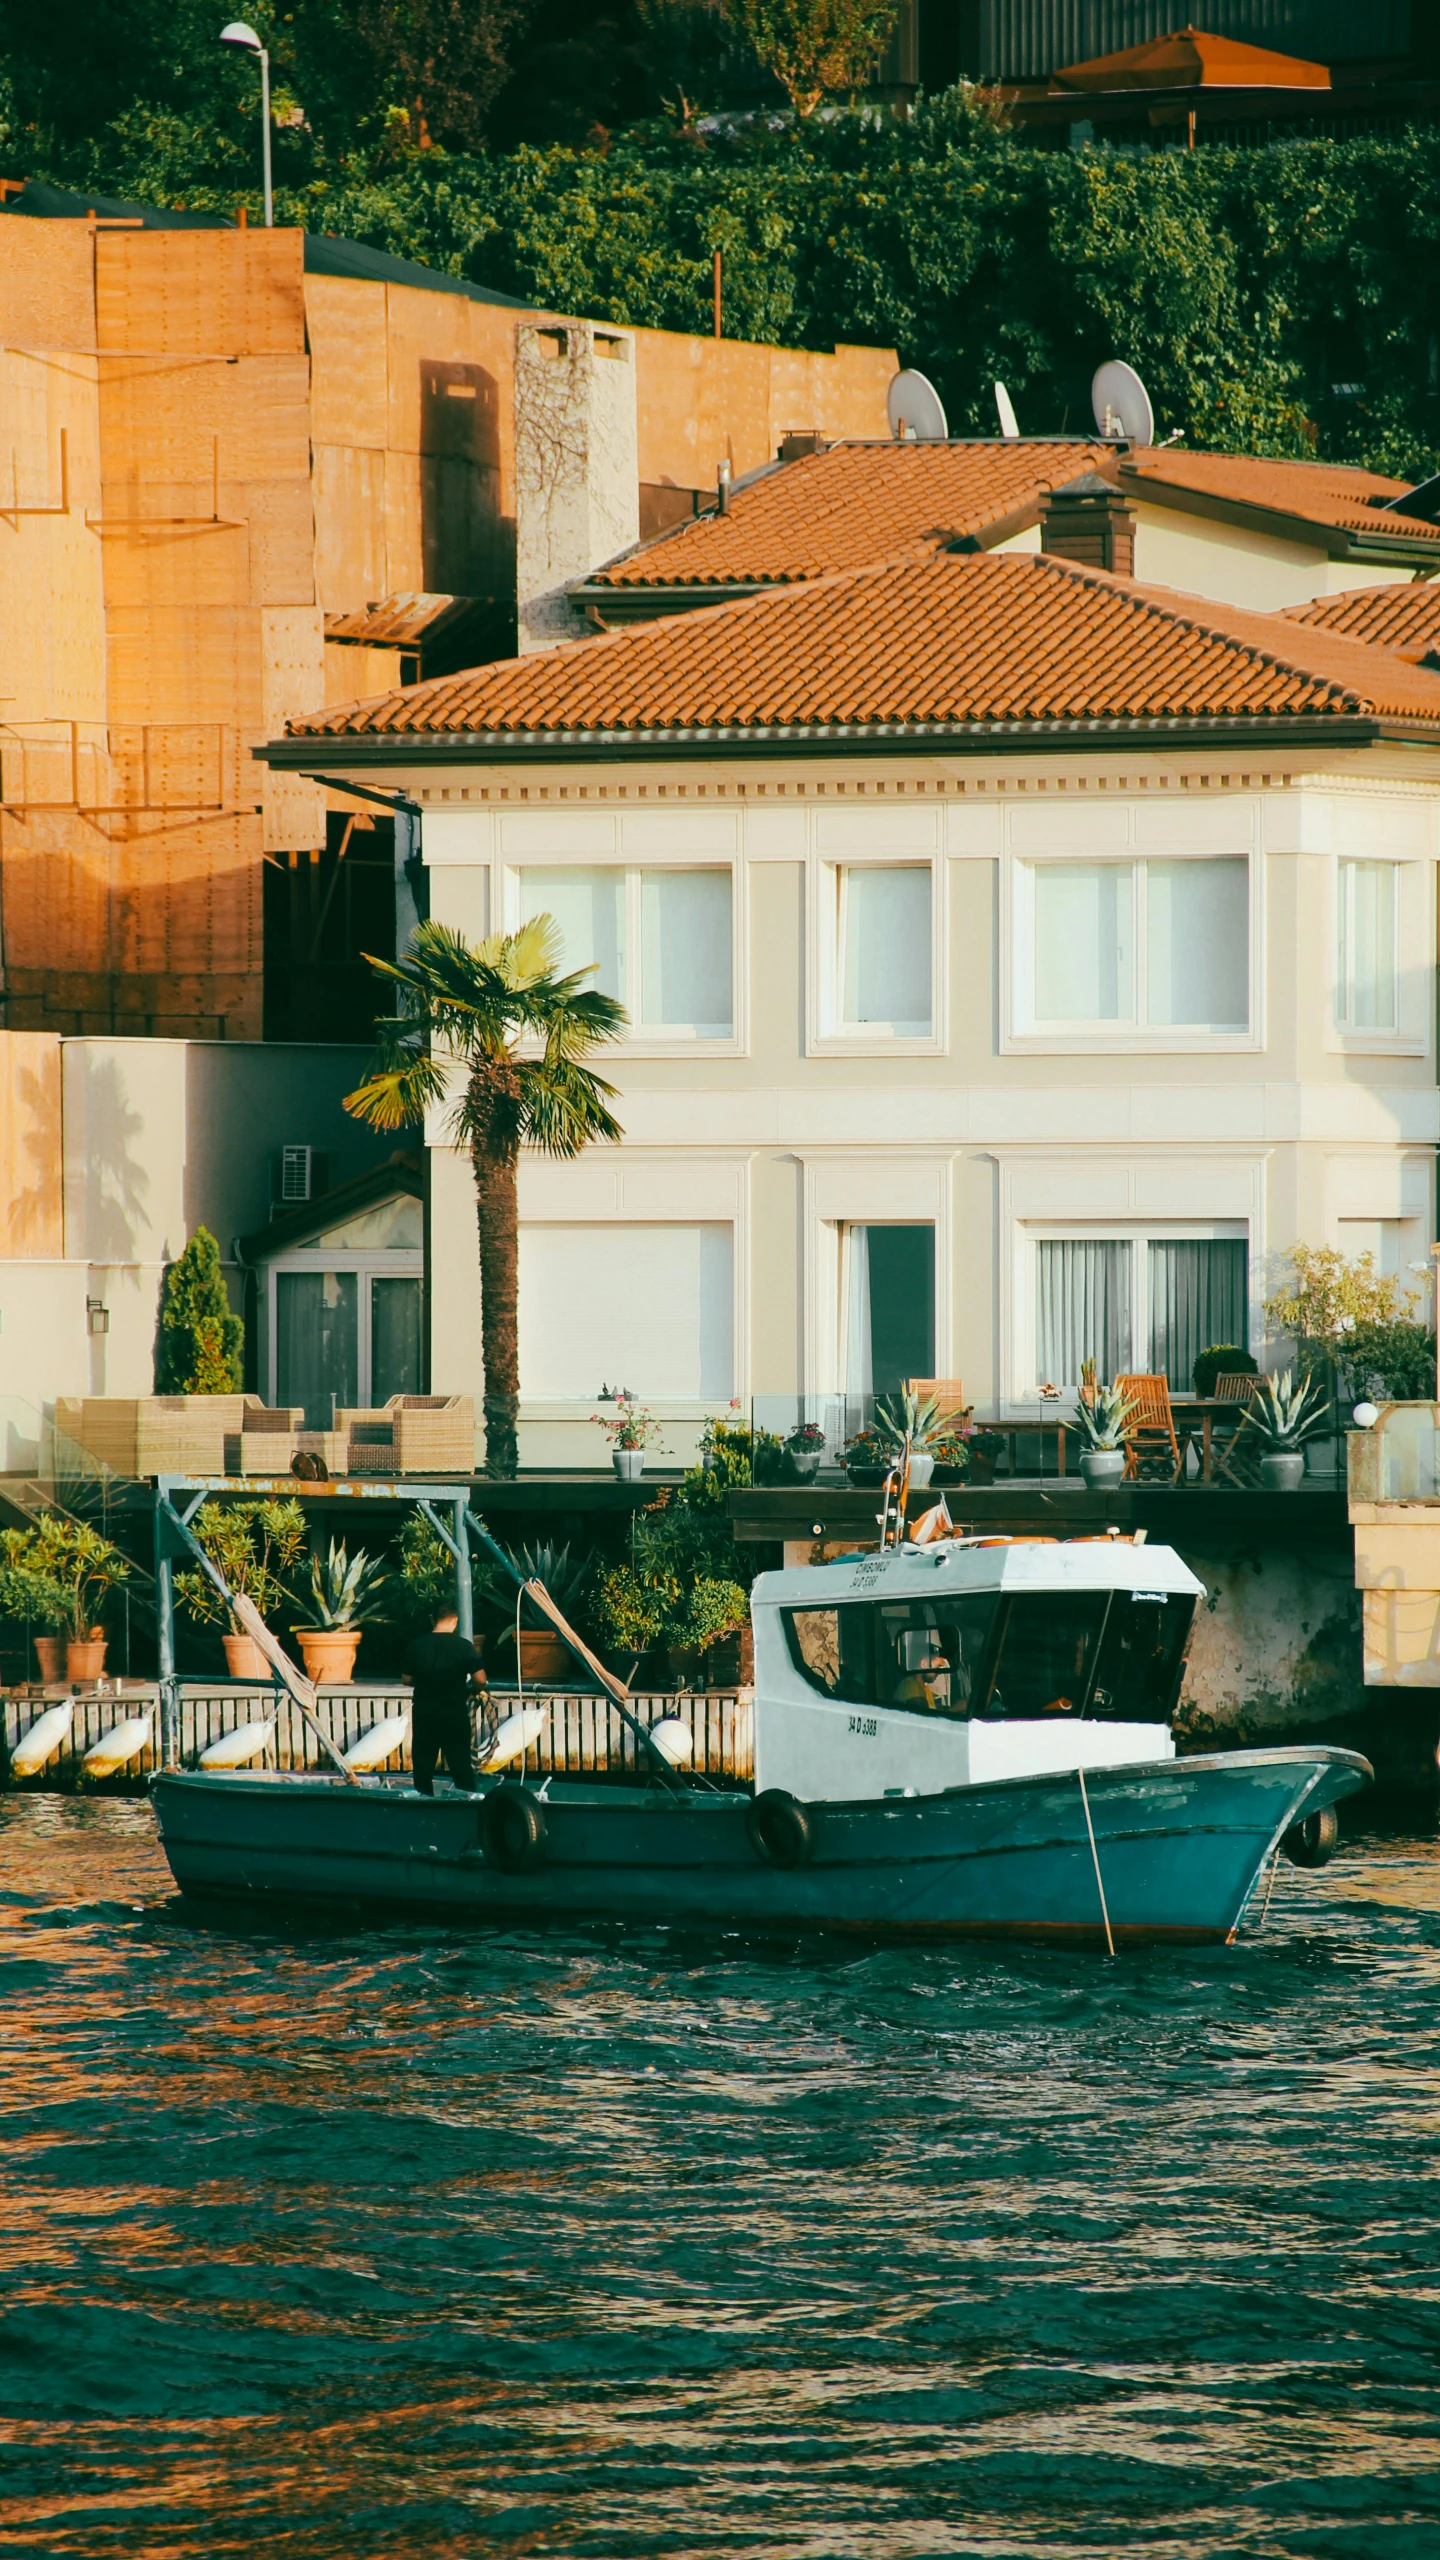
[846,1462,888,1487]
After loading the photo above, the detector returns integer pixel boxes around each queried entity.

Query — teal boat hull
[150,1744,1370,1946]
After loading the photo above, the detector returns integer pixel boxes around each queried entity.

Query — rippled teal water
[4,1794,1440,2558]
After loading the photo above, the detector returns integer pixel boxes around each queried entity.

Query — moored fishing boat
[150,1533,1370,1946]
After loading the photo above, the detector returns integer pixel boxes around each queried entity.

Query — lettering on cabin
[847,1715,879,1738]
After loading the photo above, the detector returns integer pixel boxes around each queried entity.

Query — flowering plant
[590,1397,663,1452]
[786,1421,827,1451]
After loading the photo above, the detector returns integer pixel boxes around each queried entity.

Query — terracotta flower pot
[516,1629,570,1684]
[66,1636,107,1683]
[293,1626,362,1684]
[33,1635,65,1683]
[223,1632,270,1681]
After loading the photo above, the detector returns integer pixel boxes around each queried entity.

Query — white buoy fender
[648,1716,694,1767]
[199,1718,276,1770]
[480,1706,546,1771]
[342,1712,411,1772]
[11,1699,75,1776]
[82,1713,153,1778]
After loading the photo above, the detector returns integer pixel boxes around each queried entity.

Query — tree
[355,0,538,150]
[344,918,625,1479]
[720,0,899,117]
[155,1226,244,1393]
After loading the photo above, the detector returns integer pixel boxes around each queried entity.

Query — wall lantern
[87,1299,111,1336]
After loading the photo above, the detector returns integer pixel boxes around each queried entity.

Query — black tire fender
[480,1784,548,1873]
[1282,1803,1339,1869]
[746,1788,815,1869]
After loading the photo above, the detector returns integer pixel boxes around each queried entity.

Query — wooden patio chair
[905,1378,968,1428]
[1212,1372,1262,1487]
[1115,1374,1184,1484]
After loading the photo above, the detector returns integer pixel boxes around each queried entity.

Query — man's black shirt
[403,1631,484,1719]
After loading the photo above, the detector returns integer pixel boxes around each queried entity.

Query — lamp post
[219,21,272,227]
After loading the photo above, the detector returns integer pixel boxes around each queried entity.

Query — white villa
[261,467,1440,1466]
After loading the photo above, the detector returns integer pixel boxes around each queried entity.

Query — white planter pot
[906,1452,935,1490]
[1079,1447,1126,1489]
[1259,1451,1306,1492]
[612,1449,646,1481]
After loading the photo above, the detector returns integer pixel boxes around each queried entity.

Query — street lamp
[219,21,272,228]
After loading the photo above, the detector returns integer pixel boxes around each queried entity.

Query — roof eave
[572,580,781,626]
[259,712,1433,770]
[1118,466,1440,562]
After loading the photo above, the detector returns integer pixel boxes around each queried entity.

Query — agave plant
[874,1389,960,1454]
[1073,1383,1137,1452]
[480,1540,593,1624]
[304,1540,390,1630]
[1238,1369,1328,1451]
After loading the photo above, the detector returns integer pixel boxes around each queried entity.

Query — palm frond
[520,1057,624,1159]
[344,1051,447,1131]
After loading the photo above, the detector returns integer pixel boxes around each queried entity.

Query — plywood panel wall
[95,228,306,357]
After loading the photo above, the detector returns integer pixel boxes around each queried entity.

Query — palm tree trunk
[472,1139,521,1478]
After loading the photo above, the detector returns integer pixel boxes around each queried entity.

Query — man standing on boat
[403,1608,488,1794]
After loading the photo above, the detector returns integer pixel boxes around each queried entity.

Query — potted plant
[591,1397,664,1481]
[663,1575,750,1693]
[1072,1382,1137,1489]
[842,1426,891,1487]
[929,1431,972,1489]
[1237,1370,1327,1491]
[293,1540,389,1682]
[480,1541,592,1683]
[174,1499,306,1678]
[784,1421,828,1482]
[0,1518,130,1682]
[1193,1344,1258,1399]
[874,1389,961,1492]
[966,1430,1008,1488]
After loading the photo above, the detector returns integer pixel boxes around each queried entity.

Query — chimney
[1040,472,1135,576]
[514,320,640,652]
[778,430,826,462]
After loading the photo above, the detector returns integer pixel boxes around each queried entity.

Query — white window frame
[807,850,947,1056]
[1003,849,1263,1054]
[265,1248,425,1414]
[1014,1220,1251,1403]
[1331,853,1427,1055]
[503,858,747,1056]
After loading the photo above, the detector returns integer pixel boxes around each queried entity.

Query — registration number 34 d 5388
[847,1715,879,1738]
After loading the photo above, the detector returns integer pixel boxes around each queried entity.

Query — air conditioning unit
[279,1144,314,1205]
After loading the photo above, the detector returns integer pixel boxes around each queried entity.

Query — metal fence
[1,1685,754,1787]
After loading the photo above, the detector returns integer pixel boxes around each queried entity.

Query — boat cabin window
[783,1586,1194,1723]
[784,1596,999,1720]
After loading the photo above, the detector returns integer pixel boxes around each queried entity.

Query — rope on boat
[1077,1766,1115,1957]
[1259,1850,1282,1927]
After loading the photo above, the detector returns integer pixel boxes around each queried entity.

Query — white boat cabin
[750,1537,1204,1803]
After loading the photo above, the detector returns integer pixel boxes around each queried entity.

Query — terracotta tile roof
[586,440,1114,589]
[283,551,1440,745]
[1282,578,1440,654]
[1121,450,1440,547]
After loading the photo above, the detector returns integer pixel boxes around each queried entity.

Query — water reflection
[3,1796,1440,2556]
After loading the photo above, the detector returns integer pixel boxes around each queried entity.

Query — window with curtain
[1337,859,1399,1032]
[838,866,932,1035]
[276,1271,358,1429]
[371,1276,423,1402]
[844,1225,935,1396]
[1035,1241,1131,1390]
[1147,1241,1248,1390]
[1025,857,1248,1033]
[640,868,732,1035]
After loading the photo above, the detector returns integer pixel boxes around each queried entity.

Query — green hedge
[39,85,1440,477]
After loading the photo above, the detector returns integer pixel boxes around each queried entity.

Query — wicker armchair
[336,1395,476,1476]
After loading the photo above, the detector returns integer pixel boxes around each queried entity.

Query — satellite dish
[994,381,1020,440]
[887,369,948,442]
[1091,360,1155,447]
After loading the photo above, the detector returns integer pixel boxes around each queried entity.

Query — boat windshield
[782,1587,1194,1723]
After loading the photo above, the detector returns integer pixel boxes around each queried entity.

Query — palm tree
[345,918,626,1479]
